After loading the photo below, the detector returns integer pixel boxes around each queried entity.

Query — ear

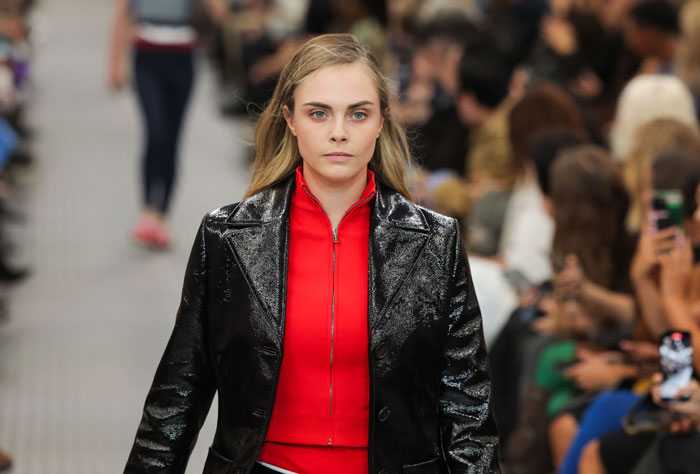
[282,105,296,136]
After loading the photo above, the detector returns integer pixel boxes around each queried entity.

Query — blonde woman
[621,117,700,233]
[123,34,499,474]
[609,74,697,164]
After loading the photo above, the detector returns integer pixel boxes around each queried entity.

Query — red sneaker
[0,448,11,471]
[150,220,172,249]
[132,215,159,247]
[132,215,171,249]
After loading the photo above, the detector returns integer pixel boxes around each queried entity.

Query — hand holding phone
[651,374,700,433]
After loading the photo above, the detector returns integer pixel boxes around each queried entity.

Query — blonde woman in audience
[609,74,697,163]
[623,117,700,233]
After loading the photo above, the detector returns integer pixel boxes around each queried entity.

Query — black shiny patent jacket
[124,175,500,474]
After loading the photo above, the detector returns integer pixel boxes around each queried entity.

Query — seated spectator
[539,146,638,471]
[402,13,477,174]
[423,51,514,233]
[610,74,697,162]
[622,117,700,233]
[623,0,680,74]
[631,149,700,338]
[489,127,584,446]
[501,81,589,285]
[501,144,635,474]
[533,144,635,341]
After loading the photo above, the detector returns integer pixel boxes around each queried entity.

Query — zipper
[329,229,337,445]
[302,185,375,446]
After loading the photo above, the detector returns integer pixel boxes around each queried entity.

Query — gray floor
[0,1,251,472]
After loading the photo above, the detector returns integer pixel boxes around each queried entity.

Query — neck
[659,38,676,60]
[302,166,369,229]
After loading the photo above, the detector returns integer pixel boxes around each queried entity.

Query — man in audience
[624,0,680,73]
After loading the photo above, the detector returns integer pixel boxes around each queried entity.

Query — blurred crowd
[0,0,35,470]
[204,0,700,473]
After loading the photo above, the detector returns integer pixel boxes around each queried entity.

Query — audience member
[610,74,697,161]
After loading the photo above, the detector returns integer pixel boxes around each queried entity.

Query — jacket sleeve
[439,218,501,473]
[125,216,217,473]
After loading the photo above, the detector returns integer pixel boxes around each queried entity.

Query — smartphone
[504,269,533,294]
[659,330,693,402]
[651,190,684,231]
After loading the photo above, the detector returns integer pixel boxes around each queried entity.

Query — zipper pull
[332,228,338,243]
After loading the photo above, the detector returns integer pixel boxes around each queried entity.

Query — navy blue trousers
[134,48,194,214]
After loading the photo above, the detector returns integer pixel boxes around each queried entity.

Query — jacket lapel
[368,183,431,335]
[223,174,432,340]
[223,177,294,338]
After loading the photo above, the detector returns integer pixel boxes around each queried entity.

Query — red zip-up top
[258,167,376,474]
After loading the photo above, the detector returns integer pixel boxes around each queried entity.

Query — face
[284,63,384,187]
[412,42,444,84]
[412,41,460,95]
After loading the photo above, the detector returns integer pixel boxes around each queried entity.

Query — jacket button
[375,343,389,360]
[378,407,391,422]
[252,408,266,418]
[378,470,389,474]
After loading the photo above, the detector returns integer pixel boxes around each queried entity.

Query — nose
[329,116,348,143]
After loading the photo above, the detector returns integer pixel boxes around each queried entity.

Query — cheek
[293,121,323,155]
[353,122,381,156]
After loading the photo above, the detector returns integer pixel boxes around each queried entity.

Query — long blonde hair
[245,34,412,199]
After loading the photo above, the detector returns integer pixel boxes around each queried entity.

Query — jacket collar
[225,171,429,232]
[292,166,377,214]
[224,171,431,342]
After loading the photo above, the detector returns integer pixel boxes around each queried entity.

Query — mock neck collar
[293,166,376,213]
[225,169,429,233]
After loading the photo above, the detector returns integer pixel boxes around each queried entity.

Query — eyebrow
[301,100,375,110]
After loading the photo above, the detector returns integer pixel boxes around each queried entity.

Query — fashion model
[124,34,500,474]
[108,0,228,248]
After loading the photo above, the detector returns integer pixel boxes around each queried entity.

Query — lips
[324,152,353,157]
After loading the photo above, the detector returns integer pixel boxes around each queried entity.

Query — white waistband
[136,24,196,45]
[257,461,299,474]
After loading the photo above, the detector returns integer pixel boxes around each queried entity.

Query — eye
[351,111,368,120]
[311,110,327,119]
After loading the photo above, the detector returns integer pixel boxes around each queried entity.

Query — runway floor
[0,0,251,472]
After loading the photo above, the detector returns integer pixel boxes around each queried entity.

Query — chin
[314,160,367,182]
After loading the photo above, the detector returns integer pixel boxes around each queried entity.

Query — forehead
[294,62,379,107]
